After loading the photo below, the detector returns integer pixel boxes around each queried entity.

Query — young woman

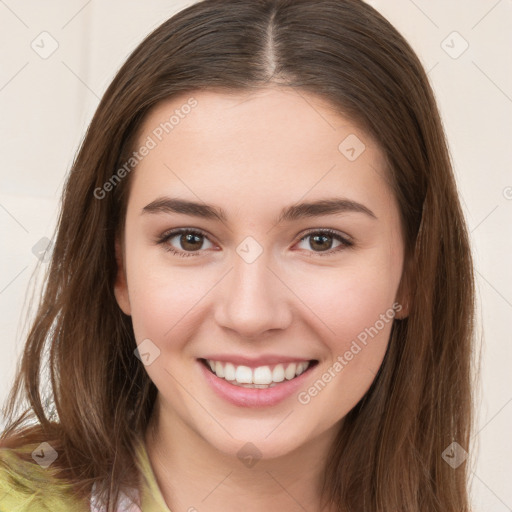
[0,0,476,511]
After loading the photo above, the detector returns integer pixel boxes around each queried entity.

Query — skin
[114,87,410,512]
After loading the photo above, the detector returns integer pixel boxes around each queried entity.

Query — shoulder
[0,442,90,512]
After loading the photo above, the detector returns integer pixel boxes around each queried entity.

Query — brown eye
[296,229,353,256]
[177,232,204,251]
[308,233,335,251]
[157,228,214,257]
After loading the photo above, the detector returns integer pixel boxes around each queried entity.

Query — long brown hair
[1,0,476,510]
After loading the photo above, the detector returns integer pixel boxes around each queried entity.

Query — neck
[144,399,339,512]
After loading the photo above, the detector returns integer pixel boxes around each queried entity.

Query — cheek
[127,262,203,344]
[291,253,401,399]
[297,258,400,341]
[293,268,397,416]
[122,235,192,337]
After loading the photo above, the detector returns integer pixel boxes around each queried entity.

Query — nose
[214,249,293,339]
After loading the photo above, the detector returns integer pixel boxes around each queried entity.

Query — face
[114,87,409,459]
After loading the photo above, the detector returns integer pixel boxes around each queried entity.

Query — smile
[201,358,317,388]
[197,357,319,407]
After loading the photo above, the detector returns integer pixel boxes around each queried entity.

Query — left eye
[295,229,353,255]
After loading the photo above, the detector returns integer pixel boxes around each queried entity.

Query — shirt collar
[134,436,173,512]
[89,438,172,512]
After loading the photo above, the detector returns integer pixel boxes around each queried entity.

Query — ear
[394,254,413,320]
[114,237,131,316]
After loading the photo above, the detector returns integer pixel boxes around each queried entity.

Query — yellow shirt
[0,437,171,511]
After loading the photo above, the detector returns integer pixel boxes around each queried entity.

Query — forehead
[128,87,393,219]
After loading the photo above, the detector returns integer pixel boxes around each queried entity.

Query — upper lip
[199,354,317,368]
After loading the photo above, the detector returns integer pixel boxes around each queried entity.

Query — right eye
[157,228,215,257]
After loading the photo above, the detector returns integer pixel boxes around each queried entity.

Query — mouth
[198,358,319,389]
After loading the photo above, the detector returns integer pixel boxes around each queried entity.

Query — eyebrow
[141,197,377,222]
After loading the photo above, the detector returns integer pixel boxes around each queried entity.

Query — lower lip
[198,359,317,408]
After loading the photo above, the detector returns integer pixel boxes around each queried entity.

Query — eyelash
[156,228,353,258]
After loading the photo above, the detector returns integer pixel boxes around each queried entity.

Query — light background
[0,1,511,509]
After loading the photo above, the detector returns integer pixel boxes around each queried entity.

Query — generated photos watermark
[297,301,403,405]
[93,97,198,200]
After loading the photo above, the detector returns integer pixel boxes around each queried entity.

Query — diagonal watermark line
[476,270,512,308]
[0,266,28,294]
[0,62,29,92]
[164,267,233,337]
[406,0,439,29]
[367,367,377,377]
[61,61,100,99]
[368,161,394,192]
[163,367,234,439]
[265,265,337,335]
[294,88,337,131]
[61,0,92,29]
[265,163,337,236]
[163,163,233,234]
[471,0,502,30]
[201,471,233,502]
[265,409,294,438]
[426,61,440,76]
[472,396,512,439]
[470,205,499,233]
[472,472,512,510]
[265,471,309,511]
[0,203,29,232]
[0,0,29,28]
[472,61,512,105]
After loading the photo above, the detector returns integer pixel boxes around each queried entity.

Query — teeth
[284,363,297,380]
[235,365,252,384]
[215,361,225,378]
[254,366,272,385]
[205,359,312,386]
[224,362,236,381]
[296,362,308,376]
[272,364,285,383]
[231,381,279,389]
